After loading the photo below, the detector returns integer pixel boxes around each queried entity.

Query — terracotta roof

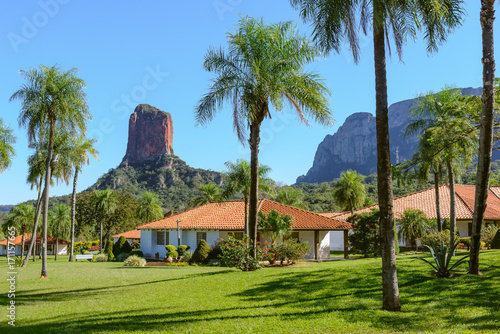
[138,199,353,231]
[112,229,141,239]
[0,234,69,246]
[329,184,500,222]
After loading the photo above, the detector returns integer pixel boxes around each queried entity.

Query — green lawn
[1,251,499,333]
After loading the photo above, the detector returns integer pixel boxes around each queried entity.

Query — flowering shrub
[273,238,310,265]
[131,241,141,249]
[219,235,263,271]
[90,245,100,252]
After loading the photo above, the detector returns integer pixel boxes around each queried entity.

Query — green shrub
[131,241,140,249]
[91,240,100,246]
[414,238,468,277]
[83,241,92,251]
[274,238,310,264]
[348,210,380,257]
[491,230,500,249]
[207,259,221,266]
[94,253,108,262]
[165,245,178,259]
[124,255,147,267]
[15,257,24,267]
[129,250,144,257]
[116,253,130,262]
[219,235,261,271]
[113,236,132,256]
[482,225,499,247]
[420,230,458,248]
[459,237,471,249]
[190,239,211,264]
[207,243,223,261]
[181,250,194,263]
[104,239,115,261]
[177,245,190,257]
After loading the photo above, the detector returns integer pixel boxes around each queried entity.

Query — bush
[207,259,221,266]
[131,241,140,249]
[113,236,132,256]
[274,238,310,264]
[94,253,108,262]
[129,250,144,257]
[207,242,223,261]
[181,250,194,263]
[414,239,468,277]
[104,239,115,261]
[124,255,147,267]
[165,245,179,259]
[491,230,500,249]
[91,240,100,246]
[348,210,380,257]
[116,253,130,262]
[177,245,190,257]
[90,245,100,252]
[420,230,458,248]
[482,225,499,247]
[190,239,211,264]
[219,235,260,271]
[459,237,471,250]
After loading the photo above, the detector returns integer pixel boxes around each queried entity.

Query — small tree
[398,209,432,251]
[258,210,293,247]
[190,239,211,264]
[348,210,380,257]
[104,239,115,261]
[113,236,132,257]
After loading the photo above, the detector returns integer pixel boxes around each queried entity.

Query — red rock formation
[122,104,173,164]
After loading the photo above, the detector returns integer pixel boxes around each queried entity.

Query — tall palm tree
[137,191,164,223]
[470,0,497,275]
[0,118,16,173]
[289,0,465,311]
[69,136,99,262]
[409,88,478,252]
[92,188,118,253]
[196,18,332,257]
[3,204,35,261]
[333,170,366,215]
[398,209,431,251]
[48,203,71,261]
[11,65,90,278]
[223,159,275,235]
[189,183,223,208]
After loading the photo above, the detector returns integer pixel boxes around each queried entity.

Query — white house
[320,184,500,250]
[0,234,69,256]
[138,199,353,260]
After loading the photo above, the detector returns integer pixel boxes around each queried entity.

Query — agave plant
[414,238,468,278]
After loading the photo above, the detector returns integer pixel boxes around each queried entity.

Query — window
[156,231,165,245]
[231,232,243,240]
[165,231,170,245]
[468,223,473,237]
[196,232,207,246]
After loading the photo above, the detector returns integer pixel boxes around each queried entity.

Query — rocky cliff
[122,104,173,164]
[296,87,484,184]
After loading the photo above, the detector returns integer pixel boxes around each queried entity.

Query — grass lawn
[1,251,499,333]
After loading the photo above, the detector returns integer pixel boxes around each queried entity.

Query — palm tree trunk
[373,5,401,312]
[434,169,442,232]
[41,120,55,278]
[69,169,79,262]
[100,219,103,254]
[20,230,25,262]
[55,237,58,261]
[248,119,263,258]
[447,159,457,256]
[23,179,44,267]
[470,0,496,275]
[244,196,249,236]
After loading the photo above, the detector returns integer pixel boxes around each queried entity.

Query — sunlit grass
[1,251,499,333]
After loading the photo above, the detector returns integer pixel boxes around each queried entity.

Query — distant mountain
[86,104,223,212]
[296,87,485,184]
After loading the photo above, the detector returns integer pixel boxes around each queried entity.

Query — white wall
[329,231,344,251]
[457,221,471,238]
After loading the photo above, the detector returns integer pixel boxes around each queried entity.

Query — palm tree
[11,65,90,278]
[274,187,306,210]
[3,204,35,261]
[398,209,431,251]
[333,170,366,215]
[470,0,497,275]
[258,210,293,247]
[189,183,223,208]
[92,188,118,254]
[409,88,478,252]
[137,191,164,223]
[0,118,16,173]
[196,18,332,257]
[289,0,465,311]
[223,159,275,235]
[69,136,99,262]
[48,203,71,261]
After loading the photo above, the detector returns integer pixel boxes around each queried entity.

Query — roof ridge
[262,199,347,223]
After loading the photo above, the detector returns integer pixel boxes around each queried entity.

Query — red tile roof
[320,184,500,222]
[138,199,352,231]
[112,229,141,239]
[0,234,69,245]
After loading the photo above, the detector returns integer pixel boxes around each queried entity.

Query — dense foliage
[348,210,380,257]
[190,239,211,264]
[113,236,132,258]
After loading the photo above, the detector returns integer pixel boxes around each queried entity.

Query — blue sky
[0,0,495,205]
